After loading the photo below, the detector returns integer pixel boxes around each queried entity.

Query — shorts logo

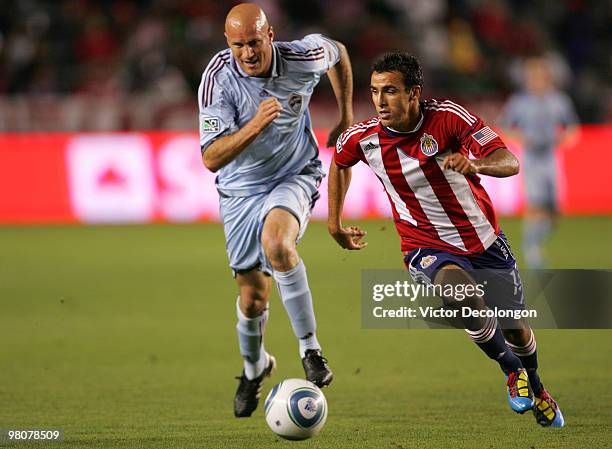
[420,134,438,156]
[201,117,220,133]
[336,137,343,153]
[420,255,437,269]
[288,93,303,115]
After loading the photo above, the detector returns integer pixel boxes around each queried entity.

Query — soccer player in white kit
[503,56,579,268]
[198,3,353,417]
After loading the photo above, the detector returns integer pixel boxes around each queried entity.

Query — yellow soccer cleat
[506,368,534,413]
[533,387,565,428]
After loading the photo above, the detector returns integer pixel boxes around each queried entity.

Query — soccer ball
[263,378,328,440]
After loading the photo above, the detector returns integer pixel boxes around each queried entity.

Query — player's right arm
[202,98,282,172]
[327,134,367,250]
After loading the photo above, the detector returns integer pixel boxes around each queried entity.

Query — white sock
[236,298,269,379]
[273,259,321,358]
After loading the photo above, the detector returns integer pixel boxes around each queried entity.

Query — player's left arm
[325,40,354,147]
[443,147,519,178]
[328,160,368,250]
[445,106,519,178]
[557,93,581,149]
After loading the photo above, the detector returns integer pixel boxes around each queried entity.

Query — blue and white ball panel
[287,388,326,428]
[264,381,282,417]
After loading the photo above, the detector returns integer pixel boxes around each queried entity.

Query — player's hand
[328,225,368,250]
[250,98,282,133]
[442,153,478,175]
[326,119,352,147]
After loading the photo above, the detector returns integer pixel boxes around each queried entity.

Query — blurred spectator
[0,0,609,131]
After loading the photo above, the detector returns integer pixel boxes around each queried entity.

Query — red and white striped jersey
[335,99,505,255]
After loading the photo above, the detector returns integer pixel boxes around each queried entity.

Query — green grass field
[1,217,611,448]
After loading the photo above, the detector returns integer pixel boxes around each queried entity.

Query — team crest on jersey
[288,93,303,115]
[201,117,220,133]
[420,255,437,269]
[420,133,438,156]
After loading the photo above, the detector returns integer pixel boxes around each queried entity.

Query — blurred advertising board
[0,126,610,224]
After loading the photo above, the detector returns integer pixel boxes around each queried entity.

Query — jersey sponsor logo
[288,93,303,115]
[363,142,378,152]
[201,117,220,133]
[420,255,437,269]
[420,133,439,156]
[471,126,498,146]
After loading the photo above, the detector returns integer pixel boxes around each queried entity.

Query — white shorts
[219,172,321,276]
[522,152,558,210]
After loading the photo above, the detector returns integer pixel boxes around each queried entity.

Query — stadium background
[1,1,610,448]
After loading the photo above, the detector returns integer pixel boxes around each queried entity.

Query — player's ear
[268,26,274,42]
[410,86,422,100]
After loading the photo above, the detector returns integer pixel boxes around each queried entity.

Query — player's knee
[262,236,297,270]
[502,325,530,346]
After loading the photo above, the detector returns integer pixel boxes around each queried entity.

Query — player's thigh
[471,232,526,328]
[220,193,267,274]
[235,269,272,317]
[260,174,320,248]
[405,248,479,305]
[261,208,300,253]
[404,248,472,286]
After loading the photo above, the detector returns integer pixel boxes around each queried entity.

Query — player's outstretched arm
[325,41,354,147]
[327,159,367,250]
[443,148,520,178]
[202,98,282,172]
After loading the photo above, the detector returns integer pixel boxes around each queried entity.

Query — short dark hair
[372,52,423,89]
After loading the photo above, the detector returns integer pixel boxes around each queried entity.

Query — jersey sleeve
[334,131,362,168]
[502,95,521,128]
[280,34,340,76]
[558,92,579,127]
[197,63,238,153]
[447,103,506,159]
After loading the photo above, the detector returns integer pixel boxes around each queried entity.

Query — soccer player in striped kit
[328,52,563,427]
[198,4,353,417]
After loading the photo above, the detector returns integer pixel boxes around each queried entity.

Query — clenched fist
[442,152,479,175]
[250,97,282,133]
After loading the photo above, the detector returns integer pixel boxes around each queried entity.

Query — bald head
[224,3,274,77]
[225,3,269,34]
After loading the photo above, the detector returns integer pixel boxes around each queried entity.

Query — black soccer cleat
[302,349,333,387]
[233,355,276,418]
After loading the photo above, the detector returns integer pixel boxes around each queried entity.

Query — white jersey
[198,34,339,197]
[503,90,578,156]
